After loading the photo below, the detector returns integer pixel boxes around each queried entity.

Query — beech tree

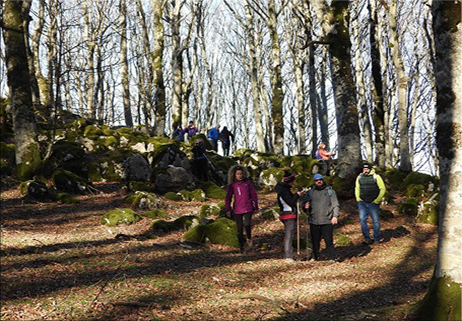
[2,0,41,179]
[417,1,461,320]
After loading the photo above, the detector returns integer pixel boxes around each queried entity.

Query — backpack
[305,185,333,201]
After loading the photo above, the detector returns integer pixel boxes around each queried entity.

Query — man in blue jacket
[208,125,220,152]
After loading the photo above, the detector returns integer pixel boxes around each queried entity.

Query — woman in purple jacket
[225,165,259,253]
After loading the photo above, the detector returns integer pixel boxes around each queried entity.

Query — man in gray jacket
[302,174,340,261]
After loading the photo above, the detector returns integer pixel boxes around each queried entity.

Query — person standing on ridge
[208,125,220,152]
[218,126,234,156]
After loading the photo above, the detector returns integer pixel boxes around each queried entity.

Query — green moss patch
[335,233,353,246]
[205,217,239,248]
[101,208,141,226]
[397,198,419,216]
[125,191,163,210]
[141,209,168,219]
[200,204,221,217]
[183,225,207,243]
[416,204,439,225]
[164,192,183,201]
[55,192,80,204]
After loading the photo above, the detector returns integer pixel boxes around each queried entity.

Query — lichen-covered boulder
[380,209,394,219]
[200,204,221,217]
[416,203,439,225]
[190,189,206,202]
[141,209,168,219]
[164,191,183,201]
[400,172,438,192]
[101,208,141,226]
[173,215,201,230]
[183,225,207,243]
[126,181,152,192]
[152,166,193,193]
[19,179,50,200]
[261,206,279,221]
[151,219,175,233]
[198,181,226,199]
[205,218,239,248]
[404,184,426,198]
[122,154,151,182]
[384,168,407,191]
[125,191,164,210]
[259,168,284,191]
[397,198,419,216]
[45,140,88,178]
[55,192,79,204]
[52,169,91,194]
[177,190,191,201]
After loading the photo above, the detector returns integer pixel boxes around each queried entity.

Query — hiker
[173,124,185,142]
[301,174,340,261]
[207,125,220,152]
[225,165,259,253]
[191,139,208,181]
[316,142,335,176]
[355,163,386,245]
[218,126,234,157]
[275,171,303,263]
[184,121,198,140]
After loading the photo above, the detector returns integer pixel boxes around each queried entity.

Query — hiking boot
[239,246,245,254]
[362,239,374,245]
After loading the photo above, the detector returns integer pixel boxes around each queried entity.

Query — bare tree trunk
[328,1,361,190]
[2,0,41,180]
[389,1,411,173]
[152,0,166,136]
[369,0,386,170]
[268,0,284,155]
[417,2,461,320]
[244,2,265,152]
[119,0,133,127]
[83,0,96,119]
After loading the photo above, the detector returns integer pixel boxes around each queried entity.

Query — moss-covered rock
[164,191,183,201]
[141,209,168,219]
[261,206,279,221]
[335,233,353,246]
[127,181,151,192]
[55,192,80,204]
[84,125,104,138]
[397,198,419,216]
[183,225,207,243]
[0,142,15,159]
[198,181,226,199]
[51,169,91,194]
[260,167,284,190]
[400,172,438,192]
[416,203,439,225]
[45,140,88,179]
[177,190,191,201]
[151,219,175,233]
[384,168,407,191]
[200,204,221,217]
[125,191,164,210]
[190,189,206,202]
[173,215,201,230]
[19,179,50,200]
[205,217,239,247]
[404,184,426,197]
[380,209,394,219]
[101,208,141,226]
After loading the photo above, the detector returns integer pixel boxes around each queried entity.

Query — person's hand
[304,202,310,209]
[331,217,338,225]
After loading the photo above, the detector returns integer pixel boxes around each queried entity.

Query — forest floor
[0,181,437,321]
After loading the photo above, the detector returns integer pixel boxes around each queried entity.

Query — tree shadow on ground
[270,227,435,321]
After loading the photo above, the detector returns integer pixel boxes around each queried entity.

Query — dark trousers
[309,223,335,260]
[282,219,296,259]
[234,212,252,248]
[222,141,230,156]
[194,158,208,181]
[210,139,218,152]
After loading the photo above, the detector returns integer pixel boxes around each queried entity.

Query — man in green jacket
[355,164,386,245]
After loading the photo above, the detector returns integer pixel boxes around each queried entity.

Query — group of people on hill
[224,156,386,263]
[173,121,235,157]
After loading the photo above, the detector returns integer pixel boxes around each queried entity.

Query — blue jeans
[358,201,381,242]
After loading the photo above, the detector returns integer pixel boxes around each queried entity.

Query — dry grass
[0,183,437,320]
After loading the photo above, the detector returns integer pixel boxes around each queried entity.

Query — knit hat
[363,163,371,169]
[283,171,295,183]
[314,174,324,181]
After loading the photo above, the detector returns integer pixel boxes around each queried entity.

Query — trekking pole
[296,201,300,255]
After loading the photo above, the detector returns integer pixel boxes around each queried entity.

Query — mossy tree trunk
[327,1,362,186]
[119,0,133,128]
[416,1,462,320]
[152,0,166,136]
[2,0,41,180]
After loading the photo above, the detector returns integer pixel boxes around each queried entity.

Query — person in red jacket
[225,165,259,253]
